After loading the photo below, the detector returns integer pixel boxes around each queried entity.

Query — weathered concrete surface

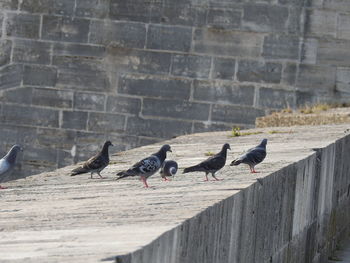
[1,124,350,263]
[329,238,350,262]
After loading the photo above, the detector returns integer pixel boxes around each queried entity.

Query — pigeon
[70,141,113,179]
[0,145,23,189]
[116,144,172,188]
[160,160,178,181]
[230,139,267,173]
[183,143,231,181]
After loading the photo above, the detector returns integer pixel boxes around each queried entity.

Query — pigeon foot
[0,185,7,189]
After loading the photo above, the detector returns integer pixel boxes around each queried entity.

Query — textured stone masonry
[0,0,349,177]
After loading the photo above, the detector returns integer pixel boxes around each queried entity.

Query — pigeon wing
[244,148,266,165]
[0,159,10,175]
[83,154,107,171]
[200,154,226,171]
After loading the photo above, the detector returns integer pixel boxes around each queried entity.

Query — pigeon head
[104,141,114,147]
[222,143,231,151]
[6,144,23,164]
[160,144,172,153]
[260,139,268,147]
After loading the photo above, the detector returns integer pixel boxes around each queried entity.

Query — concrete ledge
[1,125,350,262]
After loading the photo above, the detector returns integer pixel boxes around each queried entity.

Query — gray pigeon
[230,139,267,173]
[70,141,113,178]
[116,144,172,188]
[0,145,23,189]
[160,160,178,181]
[183,143,231,181]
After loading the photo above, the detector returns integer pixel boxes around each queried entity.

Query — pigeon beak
[169,149,172,152]
[111,144,114,147]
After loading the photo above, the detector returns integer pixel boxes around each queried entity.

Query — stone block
[161,2,207,26]
[23,65,57,86]
[74,92,105,112]
[337,14,350,40]
[0,0,18,10]
[88,112,125,133]
[57,149,74,168]
[53,42,105,58]
[118,74,191,100]
[282,63,297,85]
[263,35,300,60]
[106,95,141,115]
[306,10,337,37]
[278,0,304,5]
[193,80,255,106]
[0,124,37,146]
[1,87,33,105]
[258,87,296,109]
[37,128,76,150]
[288,6,302,34]
[0,64,22,90]
[42,15,90,43]
[211,57,236,80]
[317,39,350,67]
[171,54,211,79]
[109,0,151,23]
[56,71,111,92]
[336,68,350,95]
[62,111,88,130]
[1,104,59,128]
[0,40,11,67]
[242,4,289,33]
[207,8,241,30]
[146,24,192,52]
[126,116,192,138]
[193,122,235,133]
[108,49,172,75]
[323,0,350,12]
[53,56,104,74]
[6,13,40,38]
[300,38,318,65]
[20,0,74,15]
[193,28,264,57]
[90,20,146,48]
[22,145,58,168]
[237,60,282,84]
[32,88,73,108]
[107,134,139,151]
[296,64,336,91]
[142,98,210,121]
[75,0,109,18]
[13,39,51,65]
[211,104,264,124]
[295,91,315,107]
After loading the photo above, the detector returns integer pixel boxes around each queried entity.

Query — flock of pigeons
[0,139,268,189]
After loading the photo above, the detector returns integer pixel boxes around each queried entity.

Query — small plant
[229,127,263,137]
[281,107,293,114]
[231,127,241,137]
[205,151,215,156]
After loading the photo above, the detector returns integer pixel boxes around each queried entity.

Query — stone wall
[0,0,349,177]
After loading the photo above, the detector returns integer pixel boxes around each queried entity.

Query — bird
[70,141,113,179]
[0,145,23,189]
[183,143,231,181]
[116,144,172,188]
[230,139,267,173]
[160,160,178,181]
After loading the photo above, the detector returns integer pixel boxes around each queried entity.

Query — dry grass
[229,127,263,137]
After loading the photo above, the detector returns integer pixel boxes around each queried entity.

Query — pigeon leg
[211,173,222,181]
[162,177,170,181]
[90,172,94,179]
[141,177,149,188]
[0,185,7,189]
[250,166,259,173]
[204,173,209,181]
[97,172,107,179]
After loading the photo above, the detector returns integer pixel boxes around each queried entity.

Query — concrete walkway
[329,239,350,263]
[1,124,350,262]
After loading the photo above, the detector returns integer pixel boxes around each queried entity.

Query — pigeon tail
[183,164,202,174]
[70,167,89,176]
[230,159,242,166]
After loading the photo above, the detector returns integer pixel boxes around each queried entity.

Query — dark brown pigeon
[183,143,230,181]
[70,141,113,179]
